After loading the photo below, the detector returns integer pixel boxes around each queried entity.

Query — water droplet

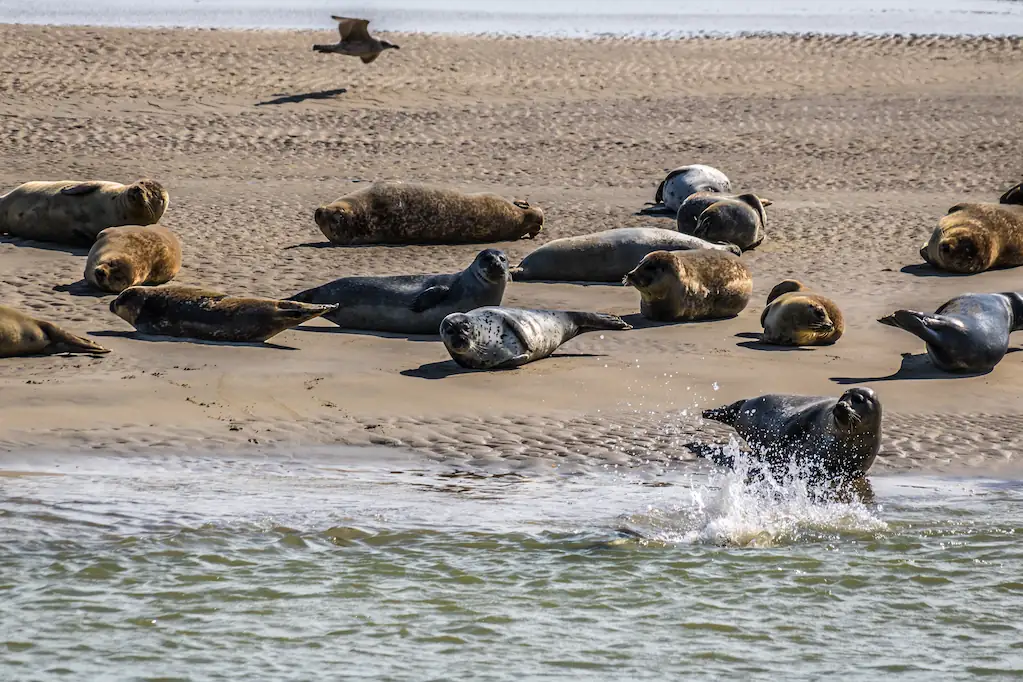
[712,382,719,391]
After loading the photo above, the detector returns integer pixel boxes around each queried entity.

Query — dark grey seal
[440,307,631,370]
[701,387,883,482]
[288,249,509,335]
[676,192,770,251]
[878,292,1023,373]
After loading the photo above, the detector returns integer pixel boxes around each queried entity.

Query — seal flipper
[563,312,632,333]
[877,309,961,345]
[702,399,747,427]
[1000,181,1023,205]
[38,321,110,356]
[60,182,104,196]
[409,285,451,313]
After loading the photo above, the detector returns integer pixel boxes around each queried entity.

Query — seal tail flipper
[702,399,746,427]
[565,312,632,332]
[637,204,677,217]
[765,279,806,306]
[276,302,339,322]
[877,309,954,345]
[38,321,110,355]
[1000,181,1023,205]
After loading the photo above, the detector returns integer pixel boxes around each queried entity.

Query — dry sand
[1,25,1022,472]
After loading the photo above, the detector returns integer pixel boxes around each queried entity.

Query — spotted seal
[640,165,731,216]
[920,203,1023,274]
[760,280,844,346]
[85,225,182,294]
[511,227,741,283]
[0,179,169,245]
[439,307,631,370]
[623,250,752,321]
[314,182,544,245]
[110,285,338,343]
[288,248,509,334]
[0,306,110,357]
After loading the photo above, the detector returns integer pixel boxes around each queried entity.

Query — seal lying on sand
[312,16,399,64]
[878,292,1023,373]
[623,250,752,321]
[920,203,1023,274]
[0,179,169,245]
[640,165,731,216]
[702,387,883,482]
[288,249,509,334]
[679,193,768,251]
[1000,181,1023,206]
[85,225,182,294]
[110,285,338,343]
[439,307,631,370]
[0,306,110,357]
[760,280,844,346]
[511,228,741,283]
[314,182,544,245]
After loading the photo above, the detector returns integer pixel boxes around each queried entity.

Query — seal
[511,227,742,283]
[314,182,544,245]
[920,202,1023,274]
[0,305,110,358]
[878,292,1023,373]
[676,191,773,234]
[640,165,731,216]
[1001,181,1023,205]
[109,285,338,343]
[0,179,169,245]
[313,15,400,64]
[702,387,883,482]
[623,250,752,321]
[85,225,182,294]
[288,248,509,334]
[760,280,844,346]
[689,194,768,251]
[439,307,631,370]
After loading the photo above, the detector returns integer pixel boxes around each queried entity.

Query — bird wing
[360,52,380,64]
[332,16,372,41]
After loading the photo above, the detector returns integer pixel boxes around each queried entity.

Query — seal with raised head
[1001,181,1023,206]
[676,191,773,234]
[85,225,182,294]
[439,307,631,370]
[0,306,110,358]
[702,387,883,481]
[623,249,752,321]
[314,182,544,246]
[760,280,844,346]
[640,165,731,216]
[511,227,741,283]
[0,179,169,245]
[687,194,768,251]
[288,248,509,334]
[110,285,338,343]
[920,202,1023,274]
[878,292,1023,373]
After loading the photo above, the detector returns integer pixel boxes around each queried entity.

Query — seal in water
[0,305,110,357]
[1000,181,1023,206]
[623,250,752,321]
[920,202,1023,274]
[640,165,731,216]
[511,227,741,283]
[314,182,544,245]
[676,191,773,234]
[439,307,631,370]
[760,280,844,346]
[110,285,338,343]
[688,194,768,251]
[878,292,1023,373]
[288,248,509,334]
[0,179,169,245]
[85,225,183,294]
[702,387,883,482]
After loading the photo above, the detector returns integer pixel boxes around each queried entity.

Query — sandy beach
[1,24,1022,472]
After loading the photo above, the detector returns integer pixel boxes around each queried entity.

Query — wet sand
[1,25,1022,472]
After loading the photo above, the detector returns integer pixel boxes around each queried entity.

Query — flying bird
[312,16,400,64]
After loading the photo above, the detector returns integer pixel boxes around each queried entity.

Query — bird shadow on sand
[1,236,90,256]
[90,330,297,351]
[53,280,108,298]
[900,263,966,278]
[295,326,440,343]
[255,88,348,107]
[829,351,1018,384]
[734,331,812,352]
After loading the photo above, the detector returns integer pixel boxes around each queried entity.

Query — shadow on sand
[90,329,297,351]
[829,351,1010,384]
[255,88,348,106]
[295,325,440,343]
[734,331,812,352]
[1,236,90,256]
[53,280,108,298]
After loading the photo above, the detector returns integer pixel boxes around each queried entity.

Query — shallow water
[2,0,1023,36]
[2,448,1023,680]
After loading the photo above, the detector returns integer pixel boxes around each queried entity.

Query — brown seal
[109,285,338,343]
[314,182,544,245]
[0,179,169,245]
[623,249,752,321]
[760,280,844,346]
[921,203,1023,274]
[85,226,183,294]
[0,305,110,357]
